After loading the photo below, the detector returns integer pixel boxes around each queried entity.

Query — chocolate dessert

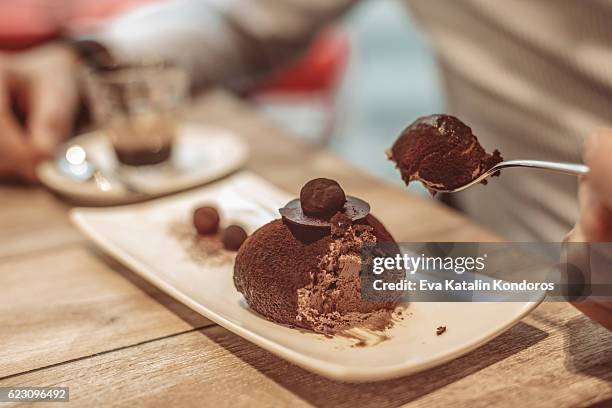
[388,114,503,193]
[234,179,402,335]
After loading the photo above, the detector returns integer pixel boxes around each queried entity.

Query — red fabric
[0,1,349,96]
[256,28,350,94]
[0,0,160,50]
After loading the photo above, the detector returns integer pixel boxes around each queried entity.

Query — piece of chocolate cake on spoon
[388,114,589,194]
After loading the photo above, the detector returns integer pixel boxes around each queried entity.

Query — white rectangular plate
[71,172,543,382]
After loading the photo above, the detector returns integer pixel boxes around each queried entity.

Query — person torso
[408,0,612,241]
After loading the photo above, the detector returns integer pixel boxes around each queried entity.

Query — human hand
[567,129,612,243]
[565,128,612,330]
[0,43,80,182]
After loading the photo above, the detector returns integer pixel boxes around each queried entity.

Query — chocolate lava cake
[388,114,503,193]
[233,178,401,335]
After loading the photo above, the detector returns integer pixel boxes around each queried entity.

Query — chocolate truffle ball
[388,114,503,193]
[193,206,220,235]
[222,225,248,251]
[300,178,346,216]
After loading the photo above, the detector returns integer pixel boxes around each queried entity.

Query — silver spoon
[437,160,590,193]
[61,144,147,195]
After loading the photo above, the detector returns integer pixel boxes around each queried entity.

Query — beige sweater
[408,0,610,241]
[98,0,610,241]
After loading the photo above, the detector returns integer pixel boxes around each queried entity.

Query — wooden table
[1,91,611,407]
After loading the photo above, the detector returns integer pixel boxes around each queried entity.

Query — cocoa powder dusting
[168,220,234,266]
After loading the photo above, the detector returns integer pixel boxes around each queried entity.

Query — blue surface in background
[333,0,444,190]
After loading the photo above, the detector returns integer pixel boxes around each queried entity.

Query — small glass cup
[86,63,188,166]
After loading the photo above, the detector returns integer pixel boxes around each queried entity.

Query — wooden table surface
[1,91,611,407]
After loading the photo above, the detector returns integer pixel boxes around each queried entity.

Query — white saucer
[70,172,544,382]
[38,123,249,205]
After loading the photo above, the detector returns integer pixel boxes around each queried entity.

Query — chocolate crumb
[330,212,352,237]
[436,326,447,336]
[354,339,368,348]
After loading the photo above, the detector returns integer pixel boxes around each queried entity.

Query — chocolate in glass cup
[87,63,188,166]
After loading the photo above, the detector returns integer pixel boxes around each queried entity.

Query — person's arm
[95,0,358,90]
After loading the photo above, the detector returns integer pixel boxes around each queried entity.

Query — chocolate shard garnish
[280,196,370,228]
[280,178,370,228]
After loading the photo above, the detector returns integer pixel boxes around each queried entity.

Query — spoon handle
[497,160,590,176]
[86,155,147,195]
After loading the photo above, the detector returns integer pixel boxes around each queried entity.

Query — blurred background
[258,0,443,193]
[0,0,602,241]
